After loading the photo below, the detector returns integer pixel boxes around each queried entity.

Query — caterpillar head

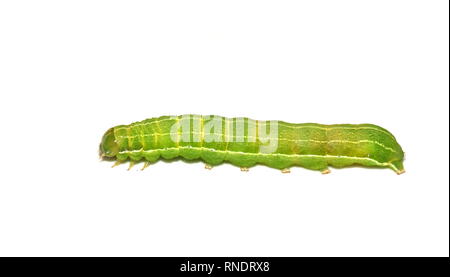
[99,128,119,158]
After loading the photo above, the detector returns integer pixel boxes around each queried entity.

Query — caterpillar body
[99,115,405,174]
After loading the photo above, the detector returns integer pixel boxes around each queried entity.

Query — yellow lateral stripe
[119,146,389,167]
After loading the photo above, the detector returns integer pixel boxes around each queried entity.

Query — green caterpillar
[99,115,405,174]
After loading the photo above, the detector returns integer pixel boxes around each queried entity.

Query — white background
[0,1,448,257]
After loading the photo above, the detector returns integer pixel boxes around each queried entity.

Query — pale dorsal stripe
[118,146,393,168]
[113,116,397,142]
[277,121,396,141]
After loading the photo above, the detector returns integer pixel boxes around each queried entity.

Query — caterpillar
[99,115,405,174]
